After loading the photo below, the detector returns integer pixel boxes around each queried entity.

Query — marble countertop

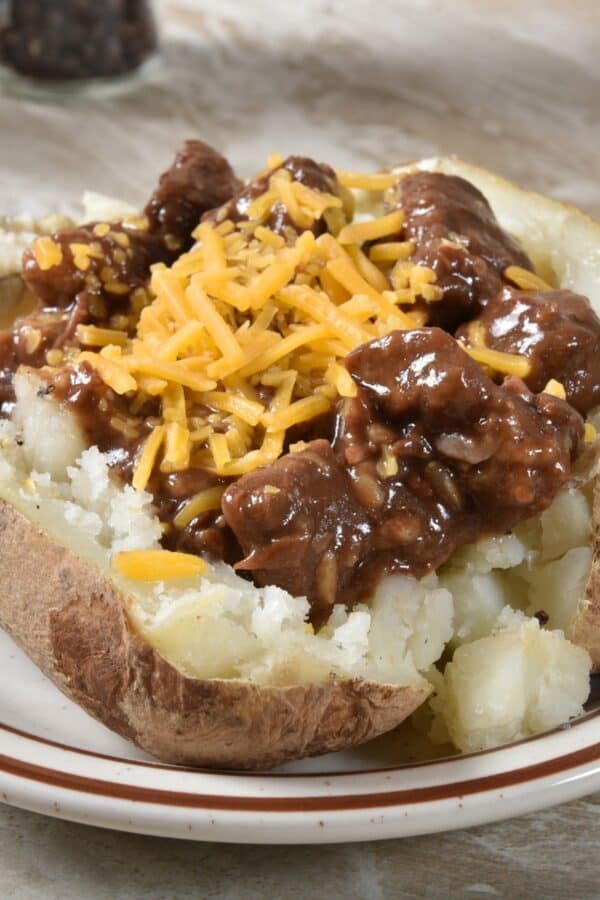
[1,796,598,898]
[0,1,599,895]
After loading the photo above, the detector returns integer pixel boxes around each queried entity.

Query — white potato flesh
[80,192,137,224]
[145,599,261,681]
[13,370,85,479]
[526,546,594,634]
[439,570,511,646]
[539,487,592,562]
[366,575,454,678]
[447,533,528,575]
[437,610,590,753]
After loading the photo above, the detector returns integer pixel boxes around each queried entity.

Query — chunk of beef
[206,155,346,237]
[344,328,582,528]
[222,329,582,620]
[22,225,168,311]
[144,140,241,249]
[23,141,240,311]
[391,172,533,328]
[456,286,600,414]
[4,141,240,409]
[221,439,372,623]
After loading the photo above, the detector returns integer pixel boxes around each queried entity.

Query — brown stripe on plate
[0,743,598,812]
[0,710,598,778]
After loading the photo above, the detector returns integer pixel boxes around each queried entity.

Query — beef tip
[6,141,240,407]
[456,286,600,414]
[0,300,95,410]
[391,172,533,328]
[151,467,239,564]
[221,439,372,624]
[206,155,347,238]
[222,329,582,619]
[22,225,167,310]
[396,173,531,270]
[343,329,582,567]
[281,156,341,195]
[144,140,241,249]
[23,141,240,311]
[0,285,130,410]
[12,302,88,364]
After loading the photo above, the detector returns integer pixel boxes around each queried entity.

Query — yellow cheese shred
[33,236,63,270]
[186,279,245,362]
[173,485,226,529]
[325,361,358,398]
[460,344,532,379]
[76,325,129,347]
[263,393,331,432]
[132,425,165,492]
[209,432,232,470]
[543,379,567,401]
[505,265,553,291]
[337,210,405,245]
[114,550,206,581]
[78,352,137,395]
[369,241,415,262]
[161,421,191,472]
[335,170,398,191]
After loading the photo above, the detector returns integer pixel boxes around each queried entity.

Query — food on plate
[0,146,598,768]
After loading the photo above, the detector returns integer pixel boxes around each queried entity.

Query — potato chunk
[433,608,590,752]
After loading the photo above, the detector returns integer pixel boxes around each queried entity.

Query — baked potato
[0,149,597,768]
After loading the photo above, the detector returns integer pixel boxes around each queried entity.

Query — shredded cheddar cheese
[33,236,63,271]
[369,241,415,262]
[114,549,207,581]
[543,379,567,401]
[76,325,129,347]
[173,485,227,529]
[335,170,398,191]
[132,425,165,491]
[460,344,532,379]
[78,351,137,394]
[71,159,537,485]
[337,210,404,245]
[505,265,553,292]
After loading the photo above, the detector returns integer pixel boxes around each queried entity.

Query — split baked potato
[0,153,597,769]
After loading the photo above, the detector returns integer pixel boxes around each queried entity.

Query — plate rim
[0,707,598,778]
[1,721,599,843]
[1,738,599,813]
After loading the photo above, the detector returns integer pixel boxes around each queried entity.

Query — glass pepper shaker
[0,0,159,90]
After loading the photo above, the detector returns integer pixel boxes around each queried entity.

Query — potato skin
[573,478,600,672]
[0,499,429,769]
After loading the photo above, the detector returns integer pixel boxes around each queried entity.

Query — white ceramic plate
[0,628,598,843]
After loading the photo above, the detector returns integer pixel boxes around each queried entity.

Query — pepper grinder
[0,0,159,95]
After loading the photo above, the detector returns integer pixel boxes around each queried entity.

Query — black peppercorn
[0,0,158,80]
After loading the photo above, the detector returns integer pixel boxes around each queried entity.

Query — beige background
[0,1,599,896]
